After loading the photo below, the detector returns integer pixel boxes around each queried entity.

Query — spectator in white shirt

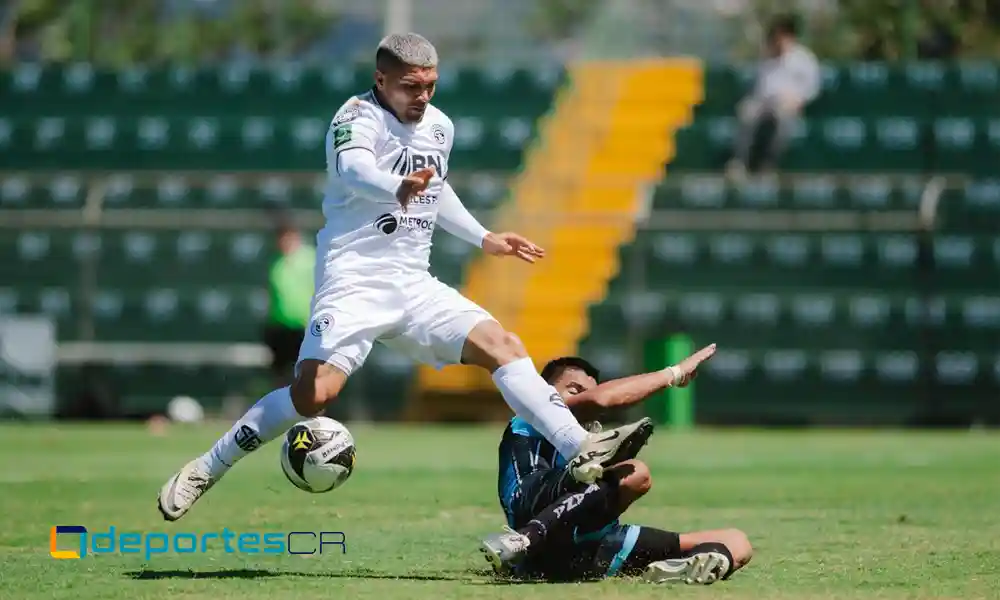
[727,16,820,177]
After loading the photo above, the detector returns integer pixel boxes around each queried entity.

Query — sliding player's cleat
[568,417,654,483]
[157,458,218,521]
[479,526,531,575]
[643,551,731,585]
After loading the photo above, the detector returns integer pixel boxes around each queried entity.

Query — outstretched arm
[564,343,717,421]
[438,181,547,263]
[437,180,490,247]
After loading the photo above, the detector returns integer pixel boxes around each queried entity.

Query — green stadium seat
[931,117,1000,175]
[618,231,919,292]
[700,349,996,425]
[844,175,923,210]
[6,114,529,171]
[809,63,943,119]
[696,64,752,117]
[0,174,86,209]
[95,230,275,287]
[435,66,561,119]
[0,230,85,287]
[671,115,930,172]
[65,362,271,415]
[1,65,556,171]
[587,290,942,353]
[90,286,267,342]
[0,285,79,339]
[940,63,1000,117]
[451,173,507,209]
[937,180,1000,232]
[653,175,934,212]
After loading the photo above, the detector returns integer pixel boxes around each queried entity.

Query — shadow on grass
[126,567,570,585]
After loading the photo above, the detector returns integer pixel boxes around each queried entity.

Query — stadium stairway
[409,58,703,420]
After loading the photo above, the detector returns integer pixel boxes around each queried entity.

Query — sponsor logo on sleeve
[332,107,359,128]
[333,125,352,149]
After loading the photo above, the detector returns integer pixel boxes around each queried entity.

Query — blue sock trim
[605,525,641,577]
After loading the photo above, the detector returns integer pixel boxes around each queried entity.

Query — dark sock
[519,479,621,550]
[618,527,683,576]
[686,542,736,579]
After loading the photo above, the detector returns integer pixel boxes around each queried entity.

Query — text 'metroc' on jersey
[319,88,454,275]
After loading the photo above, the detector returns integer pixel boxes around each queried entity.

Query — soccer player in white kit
[158,33,654,521]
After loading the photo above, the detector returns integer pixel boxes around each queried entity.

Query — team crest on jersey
[431,124,446,145]
[332,107,359,127]
[311,314,333,336]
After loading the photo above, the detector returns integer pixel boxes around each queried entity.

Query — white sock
[492,357,588,458]
[201,386,303,478]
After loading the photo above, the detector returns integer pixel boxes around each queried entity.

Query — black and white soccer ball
[280,417,356,493]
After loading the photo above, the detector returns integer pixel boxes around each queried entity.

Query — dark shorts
[515,523,683,582]
[263,324,304,375]
[505,467,682,582]
[505,466,583,529]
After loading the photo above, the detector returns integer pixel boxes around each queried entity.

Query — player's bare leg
[158,360,345,521]
[643,528,753,585]
[462,320,654,484]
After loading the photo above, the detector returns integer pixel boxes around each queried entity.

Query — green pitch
[1,423,998,600]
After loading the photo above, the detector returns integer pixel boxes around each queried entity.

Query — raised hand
[396,167,435,211]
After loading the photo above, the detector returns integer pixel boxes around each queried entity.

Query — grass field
[1,423,998,600]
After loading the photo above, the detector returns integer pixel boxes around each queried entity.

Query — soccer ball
[280,416,356,493]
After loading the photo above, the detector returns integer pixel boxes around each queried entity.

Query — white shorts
[297,270,495,377]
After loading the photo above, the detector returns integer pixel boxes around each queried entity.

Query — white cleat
[643,552,731,585]
[568,417,654,484]
[479,526,531,576]
[157,458,217,521]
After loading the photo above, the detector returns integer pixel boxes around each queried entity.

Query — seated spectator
[727,16,820,178]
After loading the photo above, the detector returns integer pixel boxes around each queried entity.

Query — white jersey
[319,88,454,275]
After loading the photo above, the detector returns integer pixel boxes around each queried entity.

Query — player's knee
[290,362,345,417]
[611,459,652,497]
[463,321,528,371]
[495,331,528,364]
[290,377,327,417]
[722,528,753,566]
[626,459,652,495]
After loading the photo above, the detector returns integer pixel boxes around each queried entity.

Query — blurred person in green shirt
[263,220,316,387]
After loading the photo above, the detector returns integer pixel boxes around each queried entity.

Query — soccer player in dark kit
[480,345,753,584]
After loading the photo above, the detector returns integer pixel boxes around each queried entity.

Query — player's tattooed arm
[563,344,717,420]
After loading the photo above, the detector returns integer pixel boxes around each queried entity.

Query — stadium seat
[0,230,87,286]
[57,362,272,415]
[930,117,1000,175]
[89,286,267,343]
[0,65,557,172]
[652,174,926,211]
[587,289,998,356]
[0,174,87,209]
[4,114,534,171]
[937,180,1000,232]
